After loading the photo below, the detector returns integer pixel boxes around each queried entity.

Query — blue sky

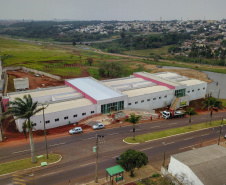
[0,0,225,21]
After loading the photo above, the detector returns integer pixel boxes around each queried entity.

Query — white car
[92,123,105,130]
[69,127,83,135]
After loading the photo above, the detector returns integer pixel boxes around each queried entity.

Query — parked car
[69,127,83,135]
[92,123,105,130]
[35,74,40,77]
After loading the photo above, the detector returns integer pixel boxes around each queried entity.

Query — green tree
[87,57,94,66]
[126,114,141,140]
[4,94,44,163]
[120,32,126,40]
[72,40,76,46]
[119,149,148,177]
[186,107,196,129]
[202,97,223,125]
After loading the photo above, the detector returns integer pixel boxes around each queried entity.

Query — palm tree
[126,114,141,140]
[186,107,196,129]
[4,94,44,163]
[202,97,223,125]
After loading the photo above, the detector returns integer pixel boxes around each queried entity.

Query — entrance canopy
[106,165,124,182]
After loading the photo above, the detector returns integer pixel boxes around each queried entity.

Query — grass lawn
[124,120,225,143]
[219,99,226,107]
[0,154,61,175]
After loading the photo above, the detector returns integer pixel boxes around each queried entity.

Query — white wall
[168,157,203,185]
[16,104,97,132]
[127,90,174,110]
[185,82,207,101]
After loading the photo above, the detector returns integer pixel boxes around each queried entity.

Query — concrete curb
[123,139,140,145]
[0,154,62,177]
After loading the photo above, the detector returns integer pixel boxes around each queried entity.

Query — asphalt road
[0,112,225,185]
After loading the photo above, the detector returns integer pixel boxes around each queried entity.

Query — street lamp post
[42,103,49,159]
[94,134,104,183]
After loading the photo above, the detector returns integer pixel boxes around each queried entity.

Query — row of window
[128,95,168,106]
[44,111,95,124]
[187,87,205,93]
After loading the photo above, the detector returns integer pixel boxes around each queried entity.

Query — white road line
[165,142,175,145]
[12,149,30,154]
[108,133,119,136]
[112,156,118,158]
[169,123,178,125]
[183,137,194,141]
[80,162,95,167]
[201,134,209,137]
[82,137,95,140]
[140,147,153,151]
[40,170,63,177]
[179,145,195,150]
[49,142,65,147]
[150,126,160,129]
[130,129,141,132]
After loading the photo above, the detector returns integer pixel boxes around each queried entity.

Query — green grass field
[124,119,225,143]
[0,154,61,175]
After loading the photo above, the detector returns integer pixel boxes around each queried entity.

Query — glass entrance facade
[101,101,124,114]
[175,89,185,98]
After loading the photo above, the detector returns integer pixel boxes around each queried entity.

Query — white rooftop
[123,85,170,97]
[35,98,93,115]
[180,79,205,86]
[66,77,124,101]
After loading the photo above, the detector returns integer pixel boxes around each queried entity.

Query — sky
[0,0,225,21]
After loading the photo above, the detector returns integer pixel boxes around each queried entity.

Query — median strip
[0,154,61,176]
[124,120,224,144]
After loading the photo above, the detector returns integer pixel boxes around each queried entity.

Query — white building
[168,145,226,185]
[14,78,29,91]
[3,72,207,132]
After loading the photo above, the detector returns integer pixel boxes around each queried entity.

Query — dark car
[116,156,120,163]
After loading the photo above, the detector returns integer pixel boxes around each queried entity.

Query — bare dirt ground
[7,70,64,90]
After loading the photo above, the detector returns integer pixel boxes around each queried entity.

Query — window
[64,116,68,120]
[153,98,156,100]
[198,89,200,91]
[141,100,144,103]
[159,97,161,99]
[91,111,94,114]
[187,90,190,93]
[135,102,138,104]
[73,114,77,118]
[164,95,167,98]
[55,118,59,122]
[147,99,150,101]
[192,90,194,92]
[82,113,86,116]
[203,87,205,90]
[128,103,131,105]
[32,123,36,126]
[46,120,50,124]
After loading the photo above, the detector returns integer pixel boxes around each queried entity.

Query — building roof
[180,79,205,86]
[171,145,226,185]
[66,77,124,101]
[9,86,76,100]
[123,85,170,97]
[103,77,145,87]
[106,165,124,176]
[35,98,93,115]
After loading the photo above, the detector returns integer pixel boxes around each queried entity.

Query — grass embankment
[219,99,226,107]
[0,154,61,175]
[124,120,225,143]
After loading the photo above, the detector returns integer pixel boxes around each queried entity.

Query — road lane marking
[183,137,194,141]
[49,142,65,147]
[40,170,63,177]
[150,126,160,129]
[112,156,118,158]
[108,133,119,136]
[165,142,175,145]
[83,137,95,140]
[201,134,209,137]
[179,145,195,150]
[130,129,141,132]
[12,149,30,154]
[140,147,153,151]
[169,123,178,125]
[80,162,95,167]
